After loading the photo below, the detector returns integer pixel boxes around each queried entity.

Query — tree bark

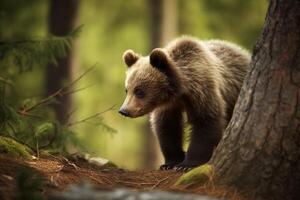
[46,0,79,124]
[211,0,300,199]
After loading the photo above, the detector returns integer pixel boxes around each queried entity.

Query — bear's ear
[123,49,139,67]
[150,48,170,70]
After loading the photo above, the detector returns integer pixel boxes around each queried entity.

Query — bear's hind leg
[150,106,185,170]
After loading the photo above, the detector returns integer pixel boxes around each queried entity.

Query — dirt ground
[0,155,245,200]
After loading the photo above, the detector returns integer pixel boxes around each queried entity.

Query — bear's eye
[125,89,128,94]
[134,88,145,99]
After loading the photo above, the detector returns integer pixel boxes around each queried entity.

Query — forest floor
[0,155,244,200]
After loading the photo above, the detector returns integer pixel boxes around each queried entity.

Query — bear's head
[119,48,181,118]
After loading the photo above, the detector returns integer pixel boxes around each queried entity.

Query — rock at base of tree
[49,182,219,200]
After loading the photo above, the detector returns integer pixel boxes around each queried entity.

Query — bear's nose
[119,108,130,117]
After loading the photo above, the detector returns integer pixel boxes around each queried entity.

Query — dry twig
[61,157,79,170]
[66,104,115,127]
[150,176,170,189]
[18,65,96,116]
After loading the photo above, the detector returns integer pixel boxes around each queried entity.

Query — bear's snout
[118,108,130,117]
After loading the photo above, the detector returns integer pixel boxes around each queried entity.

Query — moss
[0,136,33,158]
[104,161,118,168]
[175,164,213,186]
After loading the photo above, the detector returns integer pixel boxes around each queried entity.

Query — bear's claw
[174,162,199,172]
[159,164,175,170]
[174,166,192,172]
[159,164,180,170]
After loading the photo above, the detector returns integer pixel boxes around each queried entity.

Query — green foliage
[0,27,81,72]
[34,122,55,138]
[46,125,84,153]
[0,92,20,129]
[175,164,213,186]
[0,26,100,156]
[0,135,33,158]
[17,169,44,200]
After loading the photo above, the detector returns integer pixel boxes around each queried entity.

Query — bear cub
[119,36,250,171]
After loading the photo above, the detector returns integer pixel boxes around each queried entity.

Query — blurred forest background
[0,0,268,170]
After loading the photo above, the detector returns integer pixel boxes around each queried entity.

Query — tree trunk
[143,0,178,169]
[142,0,163,170]
[160,0,178,46]
[149,0,162,50]
[211,0,300,199]
[46,0,79,124]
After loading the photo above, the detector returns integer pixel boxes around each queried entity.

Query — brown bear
[119,36,250,171]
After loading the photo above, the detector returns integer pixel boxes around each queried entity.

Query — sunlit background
[0,0,268,170]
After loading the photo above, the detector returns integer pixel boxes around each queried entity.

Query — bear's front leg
[150,106,185,170]
[175,114,223,171]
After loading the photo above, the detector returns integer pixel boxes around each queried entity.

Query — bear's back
[204,40,250,78]
[204,40,251,122]
[165,37,251,123]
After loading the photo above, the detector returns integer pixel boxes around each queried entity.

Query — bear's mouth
[125,107,151,118]
[128,109,147,118]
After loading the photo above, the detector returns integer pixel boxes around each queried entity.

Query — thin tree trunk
[211,0,300,199]
[143,0,178,169]
[149,0,162,50]
[46,0,79,124]
[160,0,178,45]
[143,0,163,170]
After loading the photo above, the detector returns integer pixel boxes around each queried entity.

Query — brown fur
[120,36,251,170]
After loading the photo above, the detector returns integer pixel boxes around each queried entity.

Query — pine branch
[66,105,115,127]
[61,83,95,96]
[18,88,63,115]
[38,123,59,149]
[0,77,13,86]
[0,26,82,71]
[18,65,95,115]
